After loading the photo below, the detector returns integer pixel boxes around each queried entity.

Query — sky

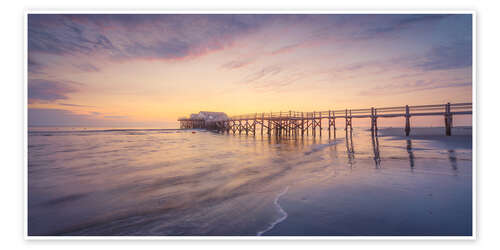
[27,14,473,127]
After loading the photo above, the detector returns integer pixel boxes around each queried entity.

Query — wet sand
[265,127,472,236]
[28,127,472,236]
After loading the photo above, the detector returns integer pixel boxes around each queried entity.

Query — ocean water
[27,127,473,236]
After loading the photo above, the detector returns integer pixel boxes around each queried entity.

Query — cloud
[28,108,129,127]
[413,40,472,71]
[353,14,450,40]
[243,65,282,84]
[28,14,268,63]
[73,63,100,72]
[58,103,97,108]
[28,57,45,74]
[270,43,303,55]
[359,80,471,96]
[221,58,255,70]
[103,115,127,119]
[28,79,79,103]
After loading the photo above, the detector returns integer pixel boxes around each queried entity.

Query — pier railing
[226,103,472,120]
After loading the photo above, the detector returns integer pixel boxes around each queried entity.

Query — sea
[27,126,473,236]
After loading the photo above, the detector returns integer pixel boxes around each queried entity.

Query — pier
[178,102,472,137]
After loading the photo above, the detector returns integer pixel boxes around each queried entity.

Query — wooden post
[445,102,452,136]
[288,110,292,136]
[245,119,248,135]
[349,109,352,130]
[312,111,316,136]
[345,109,348,131]
[306,112,309,135]
[370,107,374,133]
[405,105,411,136]
[319,111,322,137]
[301,112,305,137]
[332,110,336,138]
[328,110,331,138]
[268,112,272,135]
[261,113,264,136]
[279,111,282,136]
[253,114,257,135]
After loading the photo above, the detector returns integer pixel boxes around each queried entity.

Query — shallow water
[27,127,472,236]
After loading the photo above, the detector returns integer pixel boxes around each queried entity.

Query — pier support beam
[345,109,352,132]
[301,112,305,137]
[261,114,264,136]
[312,111,316,137]
[319,112,322,137]
[405,105,411,136]
[267,118,271,135]
[328,110,331,137]
[370,107,378,136]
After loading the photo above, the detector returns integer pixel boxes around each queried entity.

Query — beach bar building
[178,111,229,130]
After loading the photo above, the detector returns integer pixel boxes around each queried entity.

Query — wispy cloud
[352,14,450,40]
[243,65,282,84]
[221,58,255,70]
[413,40,472,71]
[28,79,80,103]
[73,63,100,72]
[28,108,129,127]
[103,115,127,119]
[28,57,45,74]
[28,14,270,63]
[359,80,471,96]
[270,43,303,55]
[58,103,97,108]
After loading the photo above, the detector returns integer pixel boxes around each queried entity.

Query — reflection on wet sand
[345,128,355,168]
[448,149,458,171]
[371,130,381,169]
[28,127,471,236]
[346,129,461,172]
[406,139,415,170]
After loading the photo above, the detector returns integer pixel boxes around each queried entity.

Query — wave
[257,186,290,236]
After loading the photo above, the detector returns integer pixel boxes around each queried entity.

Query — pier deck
[178,102,472,137]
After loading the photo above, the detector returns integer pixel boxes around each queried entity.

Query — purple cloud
[73,63,100,72]
[221,58,255,70]
[58,103,97,108]
[413,40,472,71]
[28,108,129,127]
[28,57,45,74]
[28,79,79,103]
[354,14,449,39]
[28,14,268,63]
[359,80,471,96]
[243,65,282,84]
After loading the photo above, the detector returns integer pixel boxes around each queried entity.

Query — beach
[27,126,472,236]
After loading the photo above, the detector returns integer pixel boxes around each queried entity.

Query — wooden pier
[178,102,472,137]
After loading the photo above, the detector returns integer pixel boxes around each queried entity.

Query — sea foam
[257,186,290,236]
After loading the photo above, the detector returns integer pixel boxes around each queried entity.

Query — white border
[24,10,476,241]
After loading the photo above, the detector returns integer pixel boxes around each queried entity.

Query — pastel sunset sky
[27,14,473,127]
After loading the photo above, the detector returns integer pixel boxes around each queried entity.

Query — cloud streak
[73,63,100,72]
[28,79,79,103]
[359,80,471,96]
[28,14,270,63]
[28,108,130,127]
[413,40,472,71]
